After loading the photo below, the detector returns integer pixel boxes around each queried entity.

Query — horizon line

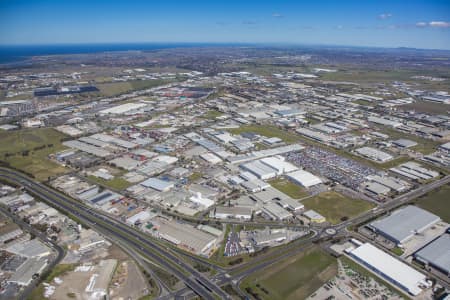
[0,41,450,52]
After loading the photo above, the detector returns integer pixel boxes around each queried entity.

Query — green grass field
[415,184,450,222]
[188,172,203,182]
[301,191,375,224]
[0,128,69,181]
[241,248,337,300]
[227,125,302,144]
[201,109,224,119]
[87,175,131,191]
[269,178,309,199]
[320,69,418,84]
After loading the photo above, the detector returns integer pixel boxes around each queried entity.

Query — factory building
[259,156,298,175]
[7,257,48,286]
[366,175,410,193]
[296,127,333,143]
[367,116,402,128]
[99,102,147,115]
[214,206,252,220]
[368,206,441,246]
[240,160,278,180]
[355,147,393,163]
[365,182,390,196]
[414,234,450,276]
[287,170,322,188]
[154,220,218,257]
[390,162,439,181]
[261,202,292,220]
[346,242,430,296]
[392,139,418,148]
[140,178,175,192]
[303,210,326,223]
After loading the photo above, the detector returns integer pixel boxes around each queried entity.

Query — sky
[0,0,450,49]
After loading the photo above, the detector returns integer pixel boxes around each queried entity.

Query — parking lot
[285,147,379,190]
[224,228,242,257]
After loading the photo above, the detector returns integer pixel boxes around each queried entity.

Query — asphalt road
[0,168,230,300]
[2,167,448,300]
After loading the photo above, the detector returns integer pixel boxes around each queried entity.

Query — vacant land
[29,264,76,300]
[109,261,151,300]
[188,172,203,182]
[301,191,375,224]
[227,124,301,144]
[201,109,224,119]
[415,184,450,222]
[241,248,337,300]
[87,175,132,191]
[96,79,174,97]
[269,178,309,199]
[0,128,68,181]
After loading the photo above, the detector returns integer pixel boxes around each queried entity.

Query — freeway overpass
[0,167,230,300]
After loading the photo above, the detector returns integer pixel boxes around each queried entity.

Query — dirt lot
[109,260,149,300]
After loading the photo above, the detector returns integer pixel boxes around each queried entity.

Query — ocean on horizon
[0,43,236,64]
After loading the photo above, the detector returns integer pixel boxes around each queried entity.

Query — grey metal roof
[393,139,418,148]
[141,177,174,191]
[415,234,450,274]
[369,206,440,243]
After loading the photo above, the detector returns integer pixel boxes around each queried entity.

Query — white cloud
[272,13,283,18]
[429,21,450,28]
[415,21,450,28]
[378,13,392,20]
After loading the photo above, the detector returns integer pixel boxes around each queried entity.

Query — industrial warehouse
[367,206,441,246]
[346,241,431,296]
[414,233,450,276]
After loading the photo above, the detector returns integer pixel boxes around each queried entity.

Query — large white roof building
[347,242,429,296]
[99,103,147,115]
[287,170,322,187]
[368,206,441,245]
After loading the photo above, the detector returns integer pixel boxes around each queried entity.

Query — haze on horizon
[0,0,450,50]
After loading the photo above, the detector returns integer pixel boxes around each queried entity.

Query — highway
[2,166,448,300]
[0,167,230,300]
